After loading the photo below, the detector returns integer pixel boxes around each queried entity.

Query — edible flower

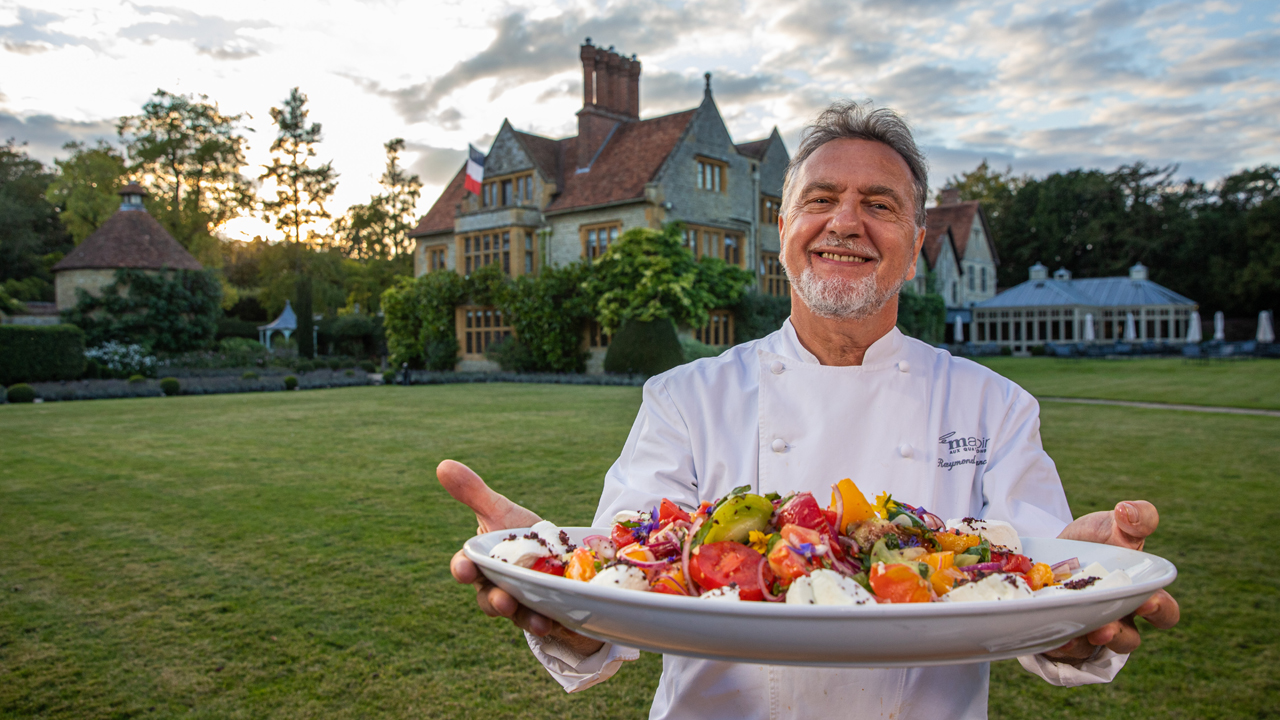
[795,542,816,558]
[748,530,774,555]
[874,492,897,520]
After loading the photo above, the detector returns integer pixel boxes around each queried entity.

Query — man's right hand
[440,459,606,657]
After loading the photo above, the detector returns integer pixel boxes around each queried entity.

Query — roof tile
[408,166,467,238]
[52,209,203,272]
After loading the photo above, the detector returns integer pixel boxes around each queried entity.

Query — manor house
[409,39,790,368]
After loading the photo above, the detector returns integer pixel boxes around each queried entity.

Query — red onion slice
[583,535,616,561]
[1050,557,1080,581]
[682,515,704,597]
[963,561,1005,574]
[830,483,845,533]
[757,555,782,602]
[920,511,946,531]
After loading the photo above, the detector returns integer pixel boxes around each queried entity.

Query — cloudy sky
[2,0,1277,242]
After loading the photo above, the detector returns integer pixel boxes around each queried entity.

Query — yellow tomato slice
[832,478,877,533]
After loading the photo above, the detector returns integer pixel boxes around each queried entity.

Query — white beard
[785,254,907,320]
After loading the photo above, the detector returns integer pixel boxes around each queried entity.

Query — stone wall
[54,269,118,311]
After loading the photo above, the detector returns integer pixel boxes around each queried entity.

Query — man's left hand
[1042,500,1180,663]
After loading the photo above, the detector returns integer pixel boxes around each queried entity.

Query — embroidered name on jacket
[937,431,989,470]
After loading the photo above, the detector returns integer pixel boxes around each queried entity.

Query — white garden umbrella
[1214,311,1225,341]
[1083,313,1095,341]
[1259,311,1275,343]
[1185,311,1202,343]
[1124,311,1137,341]
[954,315,965,343]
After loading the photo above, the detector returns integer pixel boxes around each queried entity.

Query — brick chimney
[576,39,641,170]
[939,186,961,206]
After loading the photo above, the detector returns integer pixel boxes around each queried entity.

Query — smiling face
[779,138,925,321]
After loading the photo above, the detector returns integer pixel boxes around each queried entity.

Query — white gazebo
[258,301,297,350]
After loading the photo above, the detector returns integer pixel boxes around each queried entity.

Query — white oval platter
[464,528,1176,667]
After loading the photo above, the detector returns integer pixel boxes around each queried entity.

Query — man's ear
[904,226,926,280]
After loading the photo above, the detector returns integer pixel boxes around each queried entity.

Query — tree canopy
[260,88,338,247]
[45,141,127,244]
[118,89,252,263]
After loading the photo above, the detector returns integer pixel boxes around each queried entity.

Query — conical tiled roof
[53,205,203,272]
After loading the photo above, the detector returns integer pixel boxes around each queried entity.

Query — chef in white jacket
[443,100,1180,719]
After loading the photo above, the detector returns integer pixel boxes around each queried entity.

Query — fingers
[437,459,541,533]
[1135,589,1180,629]
[1113,500,1159,545]
[451,550,480,584]
[1088,616,1142,655]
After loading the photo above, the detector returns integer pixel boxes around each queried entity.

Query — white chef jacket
[528,320,1127,719]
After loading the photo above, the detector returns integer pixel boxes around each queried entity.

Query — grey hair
[780,100,930,227]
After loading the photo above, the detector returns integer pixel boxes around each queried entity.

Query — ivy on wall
[63,268,222,353]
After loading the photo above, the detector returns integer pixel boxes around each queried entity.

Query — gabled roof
[545,108,696,214]
[735,138,770,159]
[976,276,1196,309]
[408,166,467,238]
[924,201,988,267]
[920,224,960,271]
[52,208,202,272]
[512,130,562,184]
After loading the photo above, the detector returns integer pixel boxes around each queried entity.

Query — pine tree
[261,88,338,247]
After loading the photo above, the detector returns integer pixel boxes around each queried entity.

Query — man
[444,101,1180,718]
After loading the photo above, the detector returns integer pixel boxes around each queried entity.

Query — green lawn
[977,357,1280,410]
[1,386,1277,719]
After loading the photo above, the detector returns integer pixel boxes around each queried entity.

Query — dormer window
[696,157,726,193]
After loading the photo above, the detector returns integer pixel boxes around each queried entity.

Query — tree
[334,138,422,260]
[943,160,1024,227]
[118,89,252,259]
[45,141,127,243]
[584,224,753,335]
[260,88,338,246]
[0,141,70,297]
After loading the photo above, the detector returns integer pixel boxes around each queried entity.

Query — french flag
[464,144,485,195]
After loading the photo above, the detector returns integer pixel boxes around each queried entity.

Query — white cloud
[0,0,1274,239]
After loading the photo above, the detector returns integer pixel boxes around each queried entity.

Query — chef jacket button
[898,444,913,458]
[897,360,910,373]
[771,438,787,453]
[770,360,785,374]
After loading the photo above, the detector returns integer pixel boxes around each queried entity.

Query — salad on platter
[488,479,1133,605]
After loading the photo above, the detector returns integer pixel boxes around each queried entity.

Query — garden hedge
[0,324,86,385]
[604,319,685,377]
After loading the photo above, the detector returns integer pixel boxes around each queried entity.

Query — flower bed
[24,369,373,402]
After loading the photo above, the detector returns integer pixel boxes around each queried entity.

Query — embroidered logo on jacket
[937,431,989,471]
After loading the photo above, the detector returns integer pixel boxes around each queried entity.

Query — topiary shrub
[283,375,298,390]
[242,370,260,380]
[328,358,342,370]
[296,360,315,373]
[360,361,376,373]
[128,374,146,384]
[680,337,721,362]
[382,370,395,384]
[344,369,354,377]
[7,383,36,403]
[0,325,86,385]
[604,319,684,376]
[159,377,180,396]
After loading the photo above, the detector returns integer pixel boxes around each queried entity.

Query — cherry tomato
[933,531,982,554]
[997,553,1033,574]
[868,563,932,603]
[611,523,638,550]
[1025,562,1054,591]
[690,541,772,601]
[659,498,691,525]
[530,556,565,577]
[767,542,810,587]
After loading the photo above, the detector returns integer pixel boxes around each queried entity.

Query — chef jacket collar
[779,318,907,369]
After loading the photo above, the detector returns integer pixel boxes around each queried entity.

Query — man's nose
[827,197,863,237]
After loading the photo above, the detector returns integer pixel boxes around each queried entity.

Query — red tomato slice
[611,523,638,550]
[777,493,829,532]
[767,542,810,587]
[1001,553,1033,574]
[529,556,565,577]
[690,541,771,601]
[659,498,691,525]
